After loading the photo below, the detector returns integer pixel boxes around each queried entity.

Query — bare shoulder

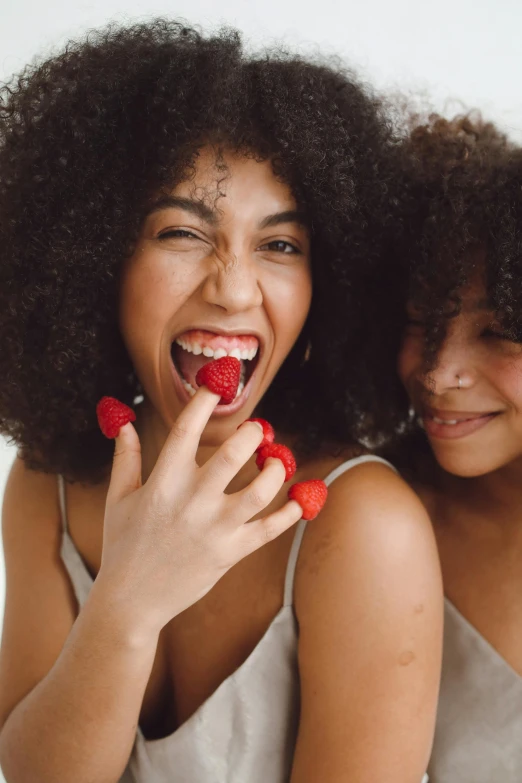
[0,457,76,728]
[2,455,63,548]
[296,459,440,604]
[290,458,442,781]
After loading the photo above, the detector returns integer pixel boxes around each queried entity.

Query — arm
[0,457,158,783]
[291,462,443,783]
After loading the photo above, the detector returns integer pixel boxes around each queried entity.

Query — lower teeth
[181,379,245,400]
[182,380,196,397]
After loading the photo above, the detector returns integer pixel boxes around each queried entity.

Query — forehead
[408,273,492,316]
[173,145,297,211]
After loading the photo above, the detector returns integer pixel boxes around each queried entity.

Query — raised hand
[96,388,303,638]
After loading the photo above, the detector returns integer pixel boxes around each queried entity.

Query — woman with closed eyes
[393,114,522,782]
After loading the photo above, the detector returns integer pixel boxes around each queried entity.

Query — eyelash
[158,231,300,255]
[259,240,300,255]
[481,327,521,343]
[158,229,197,240]
[404,321,521,346]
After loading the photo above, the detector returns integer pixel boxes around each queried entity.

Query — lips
[170,328,261,413]
[421,407,500,440]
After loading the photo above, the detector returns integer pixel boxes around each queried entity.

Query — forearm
[0,580,159,783]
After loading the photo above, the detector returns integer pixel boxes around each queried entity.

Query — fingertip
[116,420,134,438]
[238,418,264,437]
[287,499,304,519]
[264,456,287,477]
[194,386,221,407]
[114,420,140,451]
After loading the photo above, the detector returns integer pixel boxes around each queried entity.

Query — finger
[201,420,265,492]
[107,421,142,504]
[227,457,286,521]
[152,386,220,478]
[242,500,303,553]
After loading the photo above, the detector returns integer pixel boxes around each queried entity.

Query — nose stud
[456,374,462,389]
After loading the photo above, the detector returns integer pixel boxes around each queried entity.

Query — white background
[0,0,521,777]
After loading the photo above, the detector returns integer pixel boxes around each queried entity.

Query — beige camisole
[58,455,429,783]
[427,598,522,781]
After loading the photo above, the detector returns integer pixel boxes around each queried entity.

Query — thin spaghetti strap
[282,454,397,607]
[323,454,397,486]
[57,474,69,534]
[283,519,308,607]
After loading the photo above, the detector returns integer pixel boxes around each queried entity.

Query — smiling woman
[0,19,440,783]
[390,114,522,782]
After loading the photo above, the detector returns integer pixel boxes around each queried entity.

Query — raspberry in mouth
[170,329,260,404]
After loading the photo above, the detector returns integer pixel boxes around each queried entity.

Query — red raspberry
[256,443,296,482]
[195,357,241,405]
[244,418,275,451]
[288,479,328,520]
[96,396,136,439]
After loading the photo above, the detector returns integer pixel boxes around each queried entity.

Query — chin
[433,447,504,478]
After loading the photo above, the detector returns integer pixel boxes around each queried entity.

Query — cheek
[397,335,422,389]
[274,267,312,338]
[118,254,188,357]
[488,356,522,409]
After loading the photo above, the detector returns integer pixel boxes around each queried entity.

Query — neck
[436,455,522,537]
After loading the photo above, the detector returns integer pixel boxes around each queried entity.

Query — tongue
[176,348,213,389]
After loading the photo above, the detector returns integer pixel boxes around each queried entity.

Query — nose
[201,252,263,314]
[421,332,475,395]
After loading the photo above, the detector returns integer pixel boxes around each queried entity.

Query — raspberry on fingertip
[96,396,136,439]
[240,417,275,451]
[288,479,328,520]
[195,357,241,404]
[256,443,296,482]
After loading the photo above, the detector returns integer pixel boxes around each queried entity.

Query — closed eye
[158,229,200,240]
[482,327,521,343]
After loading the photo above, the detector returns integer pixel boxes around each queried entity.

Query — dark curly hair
[0,19,405,483]
[387,112,522,469]
[402,113,522,354]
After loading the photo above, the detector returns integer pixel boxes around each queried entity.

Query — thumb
[108,421,142,503]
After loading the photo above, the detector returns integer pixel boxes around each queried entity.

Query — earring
[128,370,144,406]
[301,341,312,366]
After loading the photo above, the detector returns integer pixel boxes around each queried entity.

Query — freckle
[399,650,415,666]
[414,603,424,614]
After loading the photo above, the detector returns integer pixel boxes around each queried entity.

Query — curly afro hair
[386,113,522,469]
[0,19,405,483]
[402,113,522,355]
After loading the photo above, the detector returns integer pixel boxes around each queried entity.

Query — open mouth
[170,329,261,408]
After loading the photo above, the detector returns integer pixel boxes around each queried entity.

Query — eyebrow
[149,195,218,225]
[475,297,493,310]
[258,210,308,230]
[149,197,308,231]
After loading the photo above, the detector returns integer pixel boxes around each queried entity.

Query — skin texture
[120,148,312,468]
[0,150,443,783]
[398,277,522,678]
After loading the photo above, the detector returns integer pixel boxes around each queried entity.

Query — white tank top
[58,455,428,783]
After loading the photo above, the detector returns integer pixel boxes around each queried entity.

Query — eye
[482,326,522,343]
[158,229,199,240]
[404,316,425,330]
[258,240,300,254]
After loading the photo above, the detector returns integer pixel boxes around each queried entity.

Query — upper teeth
[433,417,459,425]
[175,338,258,361]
